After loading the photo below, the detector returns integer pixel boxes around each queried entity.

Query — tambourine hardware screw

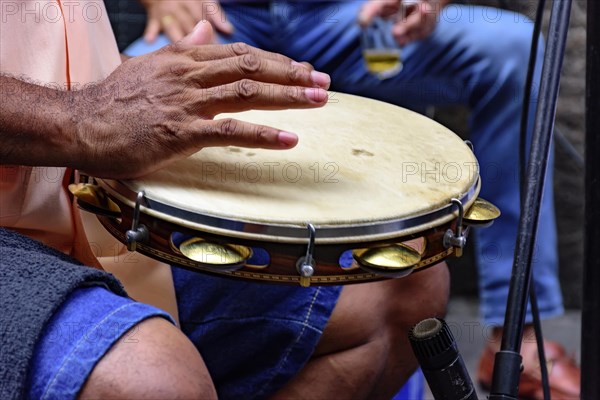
[301,263,314,277]
[443,229,466,258]
[464,140,475,152]
[296,223,317,287]
[126,190,148,252]
[455,246,464,258]
[300,262,314,287]
[296,255,315,288]
[442,199,468,258]
[126,225,149,252]
[299,276,311,288]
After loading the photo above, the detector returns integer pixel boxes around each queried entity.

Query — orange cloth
[0,1,178,319]
[0,0,121,264]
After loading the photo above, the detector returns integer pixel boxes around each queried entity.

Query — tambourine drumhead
[101,93,479,243]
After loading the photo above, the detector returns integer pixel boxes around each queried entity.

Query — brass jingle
[169,235,183,255]
[245,262,270,270]
[352,244,421,278]
[358,263,414,278]
[464,198,501,226]
[178,238,252,271]
[68,183,121,218]
[245,257,270,269]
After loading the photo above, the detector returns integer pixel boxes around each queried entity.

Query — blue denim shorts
[29,272,342,400]
[172,267,342,399]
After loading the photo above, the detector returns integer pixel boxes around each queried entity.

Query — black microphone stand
[489,0,572,398]
[582,0,600,398]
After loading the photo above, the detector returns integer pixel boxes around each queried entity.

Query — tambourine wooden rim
[96,177,480,244]
[95,208,463,286]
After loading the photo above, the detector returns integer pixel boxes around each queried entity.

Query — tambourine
[71,93,499,287]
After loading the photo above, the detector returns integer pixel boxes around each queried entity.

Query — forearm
[0,75,80,168]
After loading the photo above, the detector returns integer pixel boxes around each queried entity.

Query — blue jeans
[172,267,342,399]
[125,2,563,325]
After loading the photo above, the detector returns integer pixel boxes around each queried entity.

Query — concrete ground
[421,297,582,399]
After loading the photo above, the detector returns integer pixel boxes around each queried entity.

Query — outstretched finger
[392,3,436,45]
[189,56,330,89]
[163,19,186,43]
[188,118,299,149]
[296,61,314,71]
[196,81,328,117]
[144,17,161,43]
[172,8,199,37]
[182,42,296,66]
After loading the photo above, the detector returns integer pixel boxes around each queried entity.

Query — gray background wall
[104,0,586,309]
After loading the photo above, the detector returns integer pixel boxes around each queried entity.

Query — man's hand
[0,22,330,179]
[75,22,330,179]
[359,0,449,46]
[141,0,231,43]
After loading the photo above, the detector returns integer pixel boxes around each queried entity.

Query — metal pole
[489,0,572,398]
[582,0,600,397]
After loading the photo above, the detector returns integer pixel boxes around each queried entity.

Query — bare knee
[387,262,450,330]
[378,264,450,393]
[316,262,450,355]
[79,317,216,400]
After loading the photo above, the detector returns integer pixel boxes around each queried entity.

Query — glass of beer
[361,17,402,80]
[361,1,418,80]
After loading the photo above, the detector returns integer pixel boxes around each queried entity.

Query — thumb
[181,20,216,46]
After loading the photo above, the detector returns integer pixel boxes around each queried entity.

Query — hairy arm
[0,75,81,168]
[1,27,330,180]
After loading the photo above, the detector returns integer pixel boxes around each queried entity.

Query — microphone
[409,318,478,400]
